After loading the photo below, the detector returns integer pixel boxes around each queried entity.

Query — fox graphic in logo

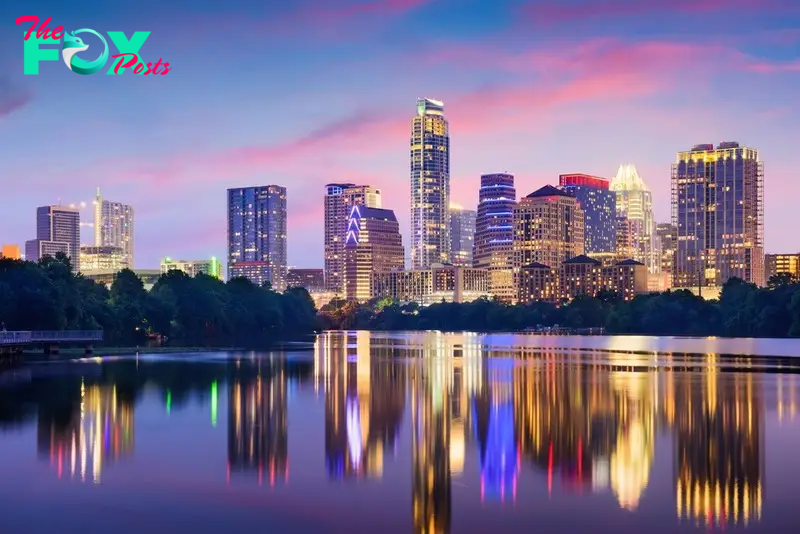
[61,29,109,75]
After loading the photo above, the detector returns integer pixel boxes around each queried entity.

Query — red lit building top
[558,174,610,190]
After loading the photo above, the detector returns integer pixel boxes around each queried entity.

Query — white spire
[611,163,649,192]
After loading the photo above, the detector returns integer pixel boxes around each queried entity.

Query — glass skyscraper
[25,205,81,272]
[473,173,516,301]
[448,205,476,267]
[558,174,616,255]
[227,185,288,290]
[410,98,450,269]
[611,164,660,276]
[94,188,134,269]
[343,205,404,301]
[672,142,764,288]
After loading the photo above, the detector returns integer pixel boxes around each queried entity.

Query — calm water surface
[2,331,800,534]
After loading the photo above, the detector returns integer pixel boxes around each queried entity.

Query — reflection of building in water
[608,372,655,510]
[228,367,288,485]
[513,361,616,495]
[478,360,518,502]
[674,372,763,527]
[37,383,134,483]
[412,356,452,534]
[315,331,405,479]
[777,374,798,424]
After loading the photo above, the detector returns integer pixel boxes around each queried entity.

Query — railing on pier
[0,330,103,345]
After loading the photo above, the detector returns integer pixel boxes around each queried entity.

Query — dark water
[1,331,800,534]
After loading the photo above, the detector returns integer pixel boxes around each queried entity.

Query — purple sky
[1,0,799,269]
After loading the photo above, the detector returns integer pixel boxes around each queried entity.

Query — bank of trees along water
[0,254,319,347]
[320,276,800,338]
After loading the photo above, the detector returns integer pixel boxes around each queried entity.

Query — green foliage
[0,259,320,347]
[318,279,800,338]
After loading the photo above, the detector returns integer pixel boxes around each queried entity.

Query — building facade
[80,246,125,274]
[765,253,800,282]
[324,183,382,294]
[286,268,326,292]
[410,98,450,269]
[558,174,616,255]
[513,185,585,271]
[517,256,647,304]
[656,223,677,288]
[449,205,476,267]
[611,164,660,276]
[227,185,288,290]
[94,188,134,269]
[161,257,222,279]
[344,206,405,302]
[373,264,491,305]
[672,142,765,288]
[0,244,20,260]
[473,173,517,301]
[25,205,81,272]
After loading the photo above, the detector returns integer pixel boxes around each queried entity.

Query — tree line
[0,254,320,346]
[320,275,800,338]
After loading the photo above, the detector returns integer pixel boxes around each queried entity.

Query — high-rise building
[286,268,326,292]
[161,257,223,279]
[448,205,476,267]
[324,184,382,294]
[611,165,660,276]
[25,205,80,272]
[513,185,584,270]
[410,98,450,269]
[0,244,20,260]
[227,185,288,290]
[344,205,405,301]
[672,143,765,288]
[80,246,125,274]
[558,174,616,255]
[765,253,800,282]
[656,223,677,286]
[94,188,134,269]
[473,173,516,301]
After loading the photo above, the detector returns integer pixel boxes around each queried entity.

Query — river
[1,331,799,533]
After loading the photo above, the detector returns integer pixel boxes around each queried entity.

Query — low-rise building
[286,268,325,291]
[373,263,491,305]
[161,257,222,279]
[80,246,125,274]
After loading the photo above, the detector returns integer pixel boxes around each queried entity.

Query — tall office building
[227,185,288,290]
[94,188,134,269]
[558,174,616,255]
[672,143,765,288]
[410,98,450,269]
[25,205,80,272]
[473,173,516,300]
[513,185,585,270]
[344,205,405,301]
[656,223,677,286]
[324,183,381,294]
[449,205,476,266]
[611,165,660,275]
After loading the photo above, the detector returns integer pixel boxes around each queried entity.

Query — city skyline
[1,1,799,268]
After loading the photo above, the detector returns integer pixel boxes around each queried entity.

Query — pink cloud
[523,0,799,25]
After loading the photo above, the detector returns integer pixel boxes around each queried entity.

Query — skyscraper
[672,142,765,288]
[513,185,585,270]
[25,205,80,272]
[324,183,381,294]
[610,165,660,276]
[448,205,476,266]
[656,223,677,286]
[473,173,516,300]
[410,98,450,269]
[227,185,288,290]
[558,174,616,255]
[344,205,405,301]
[94,188,134,269]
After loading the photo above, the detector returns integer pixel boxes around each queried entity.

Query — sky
[0,0,799,269]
